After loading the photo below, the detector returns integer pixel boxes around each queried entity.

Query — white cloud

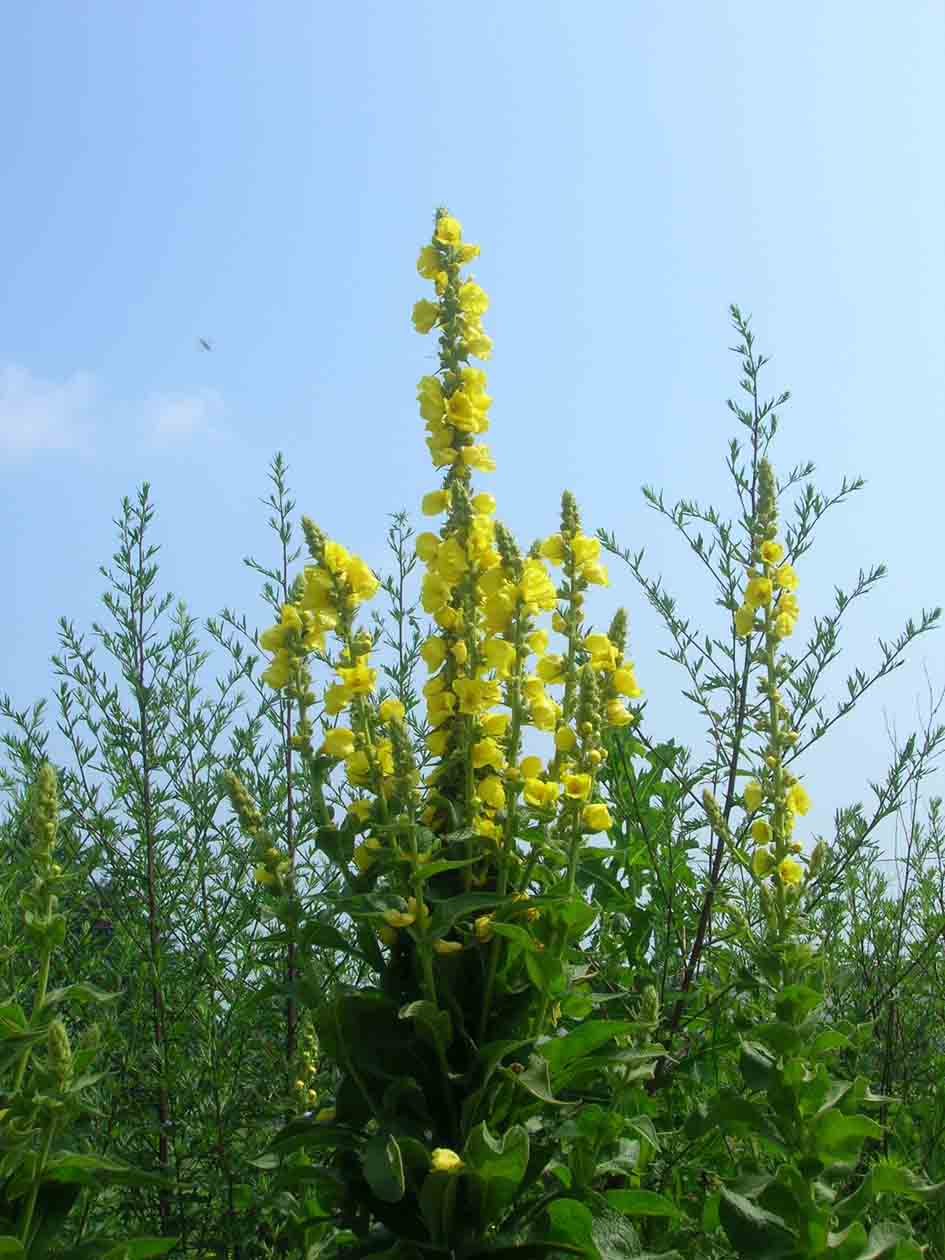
[0,363,96,455]
[143,388,225,446]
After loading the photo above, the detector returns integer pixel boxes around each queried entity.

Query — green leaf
[399,1000,452,1057]
[739,1041,778,1090]
[40,984,118,1010]
[605,1189,682,1219]
[775,983,822,1024]
[0,1239,24,1260]
[718,1188,795,1258]
[43,1154,173,1189]
[506,1054,564,1105]
[540,1021,643,1077]
[812,1112,884,1166]
[363,1133,405,1204]
[301,920,367,959]
[464,1122,530,1229]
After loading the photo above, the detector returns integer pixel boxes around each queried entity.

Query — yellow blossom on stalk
[422,491,449,516]
[775,564,798,591]
[477,775,506,811]
[483,637,516,677]
[481,711,510,737]
[524,778,560,809]
[472,492,496,514]
[778,857,803,886]
[420,636,447,671]
[529,695,558,731]
[435,215,462,245]
[760,540,784,564]
[430,1144,465,1172]
[612,666,642,698]
[540,534,567,565]
[537,654,566,684]
[554,726,577,752]
[572,535,600,564]
[415,532,440,563]
[417,245,440,279]
[322,728,356,759]
[563,772,592,800]
[735,605,756,638]
[785,782,811,816]
[353,838,383,873]
[527,628,549,655]
[605,699,633,727]
[454,678,502,715]
[460,444,497,472]
[378,697,406,723]
[459,281,489,316]
[743,780,764,813]
[753,847,776,877]
[519,755,543,779]
[582,803,613,832]
[745,575,773,608]
[412,300,439,333]
[584,634,619,672]
[336,662,376,695]
[472,738,506,771]
[580,559,609,586]
[433,939,464,956]
[474,914,495,942]
[348,799,372,823]
[384,907,416,929]
[751,818,772,845]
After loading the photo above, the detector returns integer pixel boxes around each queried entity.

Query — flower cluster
[736,460,814,902]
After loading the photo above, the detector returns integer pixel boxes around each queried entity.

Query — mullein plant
[0,764,175,1259]
[693,466,941,1260]
[223,211,667,1259]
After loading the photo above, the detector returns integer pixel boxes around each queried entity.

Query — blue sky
[3,1,943,856]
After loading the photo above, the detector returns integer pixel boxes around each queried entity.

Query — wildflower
[523,778,560,809]
[537,654,566,684]
[582,803,613,832]
[477,775,506,810]
[431,1147,465,1173]
[760,540,784,564]
[785,783,811,816]
[752,847,775,877]
[520,755,543,778]
[433,939,463,956]
[474,914,495,942]
[481,711,510,737]
[743,780,764,812]
[745,576,773,608]
[416,532,440,562]
[383,907,416,929]
[420,636,447,671]
[336,662,376,695]
[774,564,799,591]
[353,838,382,873]
[750,818,772,845]
[581,559,609,586]
[540,534,566,565]
[563,772,592,799]
[348,798,373,822]
[412,300,439,334]
[527,628,549,655]
[735,605,756,638]
[612,666,642,698]
[458,281,489,316]
[554,726,577,753]
[422,490,450,516]
[778,857,803,886]
[379,697,406,723]
[483,637,516,677]
[435,215,462,245]
[605,699,633,727]
[472,738,506,771]
[321,727,356,759]
[417,245,440,279]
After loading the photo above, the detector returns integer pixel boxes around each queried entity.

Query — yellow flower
[348,798,373,822]
[417,244,440,279]
[383,907,416,929]
[458,281,489,316]
[378,697,406,723]
[353,838,382,873]
[254,865,277,887]
[422,490,450,516]
[483,637,516,677]
[460,444,496,472]
[540,534,566,565]
[261,652,293,690]
[435,215,462,245]
[259,602,303,652]
[734,605,756,638]
[580,559,609,586]
[743,780,764,812]
[324,682,353,715]
[323,541,351,575]
[472,738,506,771]
[431,1146,464,1173]
[472,492,496,514]
[582,803,613,832]
[474,914,495,942]
[774,564,798,591]
[774,612,796,639]
[412,300,439,334]
[760,540,784,564]
[750,818,772,845]
[477,775,506,811]
[416,532,440,563]
[527,628,549,656]
[420,636,447,671]
[554,726,577,752]
[433,939,463,956]
[453,677,502,714]
[537,654,566,684]
[606,699,633,727]
[336,662,376,695]
[584,634,618,672]
[519,559,557,611]
[785,782,811,816]
[612,666,642,698]
[480,711,510,737]
[322,727,356,759]
[523,778,560,809]
[745,576,773,608]
[451,640,469,665]
[421,572,452,613]
[426,728,451,756]
[752,847,775,877]
[563,772,592,799]
[346,557,380,604]
[778,856,803,885]
[529,695,558,731]
[458,242,480,262]
[520,755,543,778]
